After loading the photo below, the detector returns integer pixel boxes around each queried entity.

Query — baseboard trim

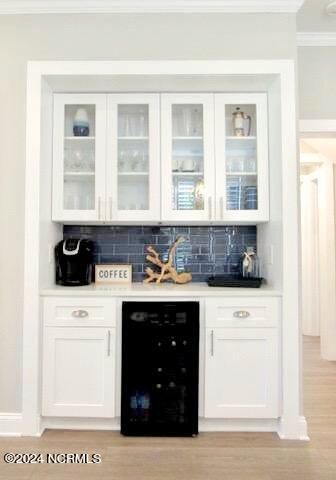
[14,414,309,440]
[42,416,120,431]
[199,418,279,432]
[42,416,279,433]
[0,413,23,436]
[277,416,309,441]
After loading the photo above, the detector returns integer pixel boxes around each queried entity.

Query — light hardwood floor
[1,336,336,480]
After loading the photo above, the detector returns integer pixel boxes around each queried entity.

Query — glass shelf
[172,136,203,140]
[118,136,149,141]
[64,171,95,177]
[226,172,257,176]
[172,171,203,176]
[226,136,256,140]
[64,136,95,141]
[118,172,149,176]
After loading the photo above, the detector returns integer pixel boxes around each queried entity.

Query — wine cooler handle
[211,330,214,357]
[107,330,111,356]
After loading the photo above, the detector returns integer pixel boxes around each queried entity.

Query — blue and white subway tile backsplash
[63,225,257,283]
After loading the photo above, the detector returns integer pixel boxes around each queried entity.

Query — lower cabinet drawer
[42,326,116,418]
[43,297,116,327]
[205,297,280,328]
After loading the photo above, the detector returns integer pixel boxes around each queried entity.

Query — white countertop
[40,282,282,297]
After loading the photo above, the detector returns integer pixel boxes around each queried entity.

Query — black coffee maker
[55,239,94,286]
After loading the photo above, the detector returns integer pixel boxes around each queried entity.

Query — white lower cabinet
[42,298,116,418]
[204,298,280,419]
[41,295,280,423]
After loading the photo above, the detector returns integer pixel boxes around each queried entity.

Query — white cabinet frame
[106,94,161,222]
[161,93,215,222]
[215,93,269,222]
[52,93,107,222]
[24,60,305,440]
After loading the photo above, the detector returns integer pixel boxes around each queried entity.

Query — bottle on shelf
[73,108,90,137]
[232,107,251,137]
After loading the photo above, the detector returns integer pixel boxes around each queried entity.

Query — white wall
[0,13,297,412]
[298,46,336,120]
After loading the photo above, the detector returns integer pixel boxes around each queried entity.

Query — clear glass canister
[240,246,260,278]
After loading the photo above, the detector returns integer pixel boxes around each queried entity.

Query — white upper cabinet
[106,94,161,222]
[214,93,269,222]
[52,94,107,222]
[52,92,269,224]
[161,94,215,222]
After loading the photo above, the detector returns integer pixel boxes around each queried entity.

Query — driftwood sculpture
[144,236,192,284]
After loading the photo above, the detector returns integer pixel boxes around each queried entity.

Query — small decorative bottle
[240,246,260,278]
[73,108,90,136]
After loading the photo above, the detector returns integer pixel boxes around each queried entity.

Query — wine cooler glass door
[121,301,199,436]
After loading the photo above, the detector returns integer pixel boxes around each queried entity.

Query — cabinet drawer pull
[211,330,214,356]
[233,310,250,319]
[72,309,89,318]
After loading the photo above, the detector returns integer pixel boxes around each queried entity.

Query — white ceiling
[302,138,336,162]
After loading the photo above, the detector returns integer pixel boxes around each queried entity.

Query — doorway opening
[300,136,336,361]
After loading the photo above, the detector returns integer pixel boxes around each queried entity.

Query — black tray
[207,275,263,288]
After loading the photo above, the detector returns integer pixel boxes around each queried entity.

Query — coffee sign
[95,264,132,284]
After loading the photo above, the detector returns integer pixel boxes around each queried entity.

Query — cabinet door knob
[233,310,250,319]
[72,309,89,318]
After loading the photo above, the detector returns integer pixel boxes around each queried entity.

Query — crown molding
[297,32,336,47]
[0,0,305,14]
[326,0,336,14]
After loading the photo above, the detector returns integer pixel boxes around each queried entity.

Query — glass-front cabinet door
[214,93,269,222]
[52,94,107,222]
[161,94,215,222]
[106,94,160,222]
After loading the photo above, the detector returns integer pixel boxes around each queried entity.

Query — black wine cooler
[121,301,199,436]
